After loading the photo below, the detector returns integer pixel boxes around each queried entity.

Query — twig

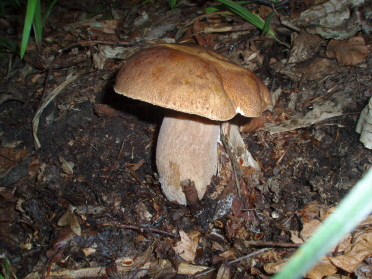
[245,240,300,248]
[117,139,126,161]
[275,147,289,165]
[108,221,177,238]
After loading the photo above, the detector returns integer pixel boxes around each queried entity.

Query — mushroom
[114,44,272,205]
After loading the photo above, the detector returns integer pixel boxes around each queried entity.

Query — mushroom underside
[156,111,220,205]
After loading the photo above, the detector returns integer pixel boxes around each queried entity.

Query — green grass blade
[206,1,253,13]
[0,37,19,53]
[216,0,278,41]
[274,167,372,279]
[21,0,37,59]
[168,0,177,9]
[33,0,42,44]
[262,10,274,35]
[42,0,58,26]
[205,6,220,13]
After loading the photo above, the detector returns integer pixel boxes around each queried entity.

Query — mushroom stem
[156,110,220,205]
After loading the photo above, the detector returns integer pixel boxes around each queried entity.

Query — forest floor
[0,0,371,278]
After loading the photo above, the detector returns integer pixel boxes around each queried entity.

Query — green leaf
[21,0,37,59]
[262,10,274,35]
[215,0,279,42]
[0,37,19,54]
[168,0,177,9]
[274,167,372,279]
[33,0,42,44]
[206,1,253,13]
[42,0,58,26]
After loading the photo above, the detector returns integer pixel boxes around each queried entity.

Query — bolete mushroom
[114,44,272,205]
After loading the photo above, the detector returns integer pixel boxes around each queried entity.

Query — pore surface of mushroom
[114,43,272,205]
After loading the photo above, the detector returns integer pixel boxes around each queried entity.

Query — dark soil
[0,0,371,278]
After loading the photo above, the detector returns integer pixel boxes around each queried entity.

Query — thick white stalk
[156,111,220,205]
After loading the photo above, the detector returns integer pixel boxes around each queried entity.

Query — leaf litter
[0,0,371,278]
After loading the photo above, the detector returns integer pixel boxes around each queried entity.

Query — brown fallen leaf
[173,230,200,263]
[78,19,121,35]
[301,57,338,83]
[82,247,96,257]
[264,260,287,274]
[328,231,372,273]
[300,219,322,241]
[59,156,74,175]
[306,260,338,279]
[148,259,176,278]
[326,37,369,66]
[298,201,321,223]
[57,209,81,236]
[288,31,322,64]
[0,146,32,178]
[219,248,238,260]
[216,262,232,279]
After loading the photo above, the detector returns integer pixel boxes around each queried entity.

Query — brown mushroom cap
[114,44,272,120]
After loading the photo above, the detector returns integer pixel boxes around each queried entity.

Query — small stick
[245,240,301,248]
[117,139,125,161]
[108,221,177,238]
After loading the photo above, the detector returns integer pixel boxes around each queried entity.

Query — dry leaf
[306,260,338,279]
[78,19,121,34]
[319,206,336,220]
[301,57,338,82]
[177,262,208,275]
[328,232,372,273]
[290,230,304,244]
[148,259,176,278]
[288,31,322,64]
[299,0,363,40]
[219,248,238,260]
[326,37,369,66]
[173,230,200,263]
[2,140,22,148]
[300,219,322,241]
[356,97,372,149]
[216,262,232,279]
[264,260,287,274]
[57,209,81,236]
[0,146,32,178]
[263,98,343,134]
[299,201,321,223]
[59,156,74,175]
[82,248,96,257]
[360,214,372,226]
